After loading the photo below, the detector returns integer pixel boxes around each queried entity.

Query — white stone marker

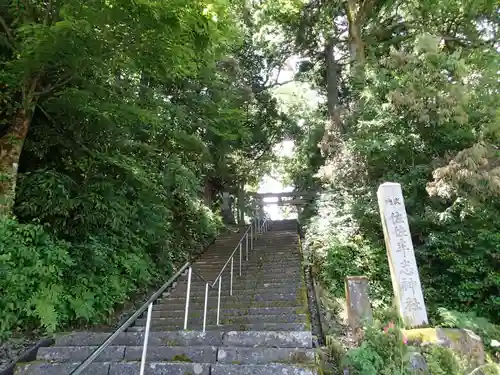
[377,182,428,327]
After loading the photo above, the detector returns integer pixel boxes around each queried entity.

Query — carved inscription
[377,182,428,327]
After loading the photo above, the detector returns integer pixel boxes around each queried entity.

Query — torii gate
[246,191,317,218]
[220,190,316,224]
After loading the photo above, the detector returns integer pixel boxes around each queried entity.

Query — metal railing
[183,216,270,331]
[69,216,270,375]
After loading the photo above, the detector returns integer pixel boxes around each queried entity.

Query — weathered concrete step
[180,269,302,278]
[36,345,217,362]
[152,300,301,311]
[211,364,317,375]
[136,314,307,326]
[167,285,301,298]
[156,293,300,305]
[192,260,302,266]
[217,347,316,365]
[55,331,223,347]
[192,257,302,264]
[222,331,312,348]
[149,306,303,318]
[15,362,211,375]
[129,322,308,332]
[172,280,303,291]
[197,250,300,257]
[153,300,302,310]
[186,270,301,278]
[176,277,302,287]
[166,288,301,299]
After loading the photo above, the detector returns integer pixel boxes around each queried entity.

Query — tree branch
[34,74,75,97]
[253,79,295,94]
[0,15,16,50]
[44,0,54,26]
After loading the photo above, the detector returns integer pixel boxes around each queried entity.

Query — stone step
[175,277,302,287]
[166,285,300,298]
[187,262,300,272]
[37,345,217,363]
[161,291,299,302]
[194,255,301,261]
[195,251,300,257]
[154,294,300,308]
[176,274,301,285]
[15,362,212,375]
[193,258,302,265]
[148,306,303,318]
[172,279,302,290]
[169,284,301,297]
[217,347,316,365]
[222,331,312,348]
[187,267,302,276]
[128,322,308,332]
[153,299,302,311]
[55,331,223,347]
[211,364,317,375]
[135,314,307,326]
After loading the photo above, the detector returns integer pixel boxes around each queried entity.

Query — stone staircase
[15,221,318,374]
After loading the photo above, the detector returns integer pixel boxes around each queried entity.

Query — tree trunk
[0,109,33,215]
[325,37,342,134]
[345,0,366,88]
[320,37,343,156]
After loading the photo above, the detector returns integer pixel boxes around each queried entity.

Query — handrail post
[184,267,192,330]
[245,233,249,261]
[250,222,254,250]
[202,282,209,333]
[230,257,234,296]
[239,242,242,276]
[139,303,153,375]
[217,276,222,325]
[68,263,189,375]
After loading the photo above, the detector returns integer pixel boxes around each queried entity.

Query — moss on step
[290,351,314,364]
[296,241,312,331]
[171,354,193,362]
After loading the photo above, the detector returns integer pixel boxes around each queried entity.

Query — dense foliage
[340,318,499,375]
[0,0,293,335]
[274,0,500,324]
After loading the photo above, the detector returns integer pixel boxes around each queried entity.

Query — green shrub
[436,308,500,356]
[340,319,499,375]
[0,217,72,336]
[342,321,412,375]
[421,345,463,375]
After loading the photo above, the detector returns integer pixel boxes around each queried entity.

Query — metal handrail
[207,224,251,287]
[184,218,269,326]
[183,217,270,330]
[68,216,270,375]
[69,262,190,375]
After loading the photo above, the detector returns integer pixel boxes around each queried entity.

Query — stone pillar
[377,182,428,327]
[258,196,265,220]
[345,276,373,330]
[221,191,235,224]
[237,186,245,225]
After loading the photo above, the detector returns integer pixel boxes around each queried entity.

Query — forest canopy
[275,0,499,324]
[0,0,294,333]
